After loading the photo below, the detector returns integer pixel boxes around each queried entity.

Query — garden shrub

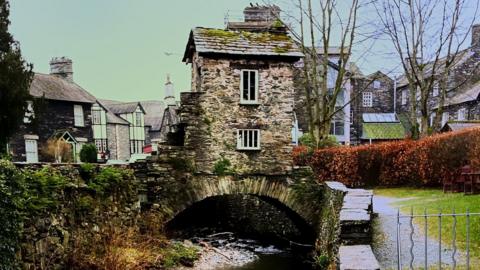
[79,143,97,163]
[299,133,339,150]
[294,128,480,187]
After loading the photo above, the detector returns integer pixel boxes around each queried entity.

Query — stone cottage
[169,5,303,174]
[9,57,151,163]
[9,57,100,162]
[396,24,480,131]
[350,71,407,144]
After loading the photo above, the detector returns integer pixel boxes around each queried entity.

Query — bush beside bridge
[294,128,480,187]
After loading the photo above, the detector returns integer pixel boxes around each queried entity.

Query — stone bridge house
[136,5,376,264]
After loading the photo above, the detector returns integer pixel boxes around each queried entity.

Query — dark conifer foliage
[0,0,33,153]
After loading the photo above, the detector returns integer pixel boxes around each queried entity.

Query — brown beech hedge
[293,128,480,187]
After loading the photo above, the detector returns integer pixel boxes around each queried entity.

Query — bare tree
[376,0,478,138]
[286,0,362,146]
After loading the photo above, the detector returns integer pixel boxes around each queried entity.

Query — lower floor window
[25,139,38,163]
[95,139,108,153]
[130,140,144,154]
[237,129,260,150]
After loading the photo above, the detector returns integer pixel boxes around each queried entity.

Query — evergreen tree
[0,0,33,154]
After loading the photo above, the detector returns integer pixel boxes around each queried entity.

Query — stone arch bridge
[132,160,349,250]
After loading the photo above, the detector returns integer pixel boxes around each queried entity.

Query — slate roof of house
[396,49,473,88]
[441,121,480,132]
[444,80,480,106]
[30,73,96,103]
[361,122,406,140]
[100,100,146,115]
[139,100,165,131]
[183,27,303,62]
[362,113,398,123]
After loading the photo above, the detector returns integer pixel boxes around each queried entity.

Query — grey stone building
[396,24,480,132]
[9,57,99,162]
[159,5,302,174]
[349,71,406,144]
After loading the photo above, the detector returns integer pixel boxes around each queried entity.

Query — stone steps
[339,245,380,270]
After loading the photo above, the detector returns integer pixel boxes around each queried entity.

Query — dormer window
[237,129,260,150]
[240,70,259,104]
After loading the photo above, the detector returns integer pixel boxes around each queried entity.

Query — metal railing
[395,209,480,270]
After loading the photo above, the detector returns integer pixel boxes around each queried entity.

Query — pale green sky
[9,0,256,102]
[9,1,479,102]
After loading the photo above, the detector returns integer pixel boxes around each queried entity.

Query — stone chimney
[243,5,280,22]
[50,57,73,82]
[472,24,480,49]
[164,74,176,106]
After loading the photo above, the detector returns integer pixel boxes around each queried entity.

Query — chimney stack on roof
[243,4,280,23]
[50,57,73,82]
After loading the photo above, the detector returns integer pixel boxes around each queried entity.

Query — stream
[175,232,314,270]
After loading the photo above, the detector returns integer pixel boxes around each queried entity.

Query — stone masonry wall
[181,55,296,175]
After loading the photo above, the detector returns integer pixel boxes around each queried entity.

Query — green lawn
[374,188,480,261]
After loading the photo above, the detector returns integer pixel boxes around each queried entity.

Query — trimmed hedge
[294,128,480,187]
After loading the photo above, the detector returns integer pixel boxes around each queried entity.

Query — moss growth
[272,18,284,28]
[213,156,233,175]
[167,157,196,173]
[201,28,240,39]
[273,45,291,53]
[162,242,200,268]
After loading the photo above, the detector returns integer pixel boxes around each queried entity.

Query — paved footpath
[371,196,464,269]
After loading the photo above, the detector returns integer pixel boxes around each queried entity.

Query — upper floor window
[24,101,34,123]
[240,70,259,104]
[237,129,260,150]
[457,108,466,121]
[401,90,407,105]
[92,108,102,125]
[135,112,143,126]
[74,105,84,127]
[362,92,373,107]
[432,82,439,97]
[373,80,381,89]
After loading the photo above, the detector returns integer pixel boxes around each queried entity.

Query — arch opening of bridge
[165,193,317,248]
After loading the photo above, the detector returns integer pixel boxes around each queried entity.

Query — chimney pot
[50,57,73,82]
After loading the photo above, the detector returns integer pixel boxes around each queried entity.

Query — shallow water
[178,233,313,270]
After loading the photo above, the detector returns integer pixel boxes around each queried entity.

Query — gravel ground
[372,196,465,269]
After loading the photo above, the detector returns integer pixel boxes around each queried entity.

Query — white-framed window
[362,92,373,107]
[432,82,439,97]
[25,139,38,163]
[135,112,143,127]
[95,139,108,153]
[373,80,381,89]
[457,108,466,121]
[92,107,102,125]
[430,112,436,127]
[442,112,449,127]
[24,101,34,123]
[240,70,259,104]
[74,104,84,127]
[130,140,144,154]
[401,90,407,105]
[237,129,260,150]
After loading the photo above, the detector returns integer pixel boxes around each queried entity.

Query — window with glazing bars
[240,70,259,104]
[237,129,260,150]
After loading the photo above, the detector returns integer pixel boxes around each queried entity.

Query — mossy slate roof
[361,123,406,140]
[183,27,303,62]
